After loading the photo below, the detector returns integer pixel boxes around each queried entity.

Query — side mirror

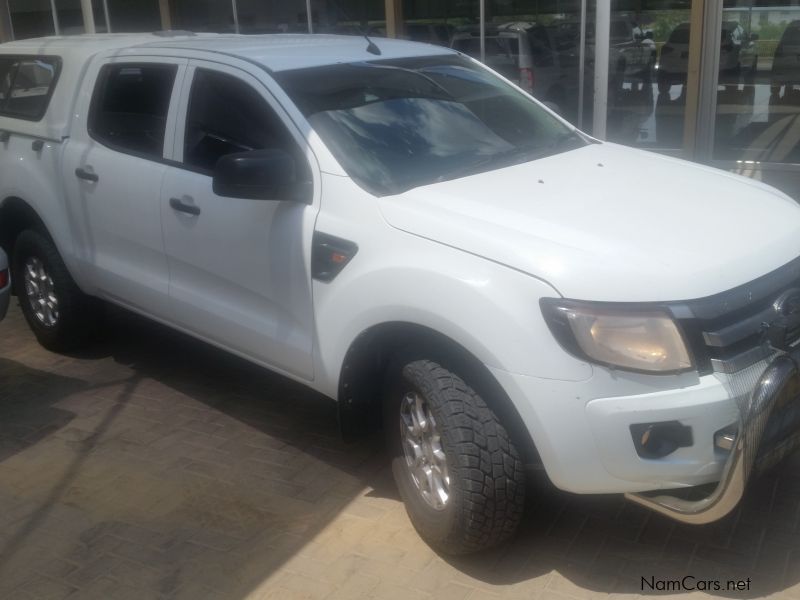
[212,149,311,203]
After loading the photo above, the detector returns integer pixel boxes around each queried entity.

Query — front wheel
[385,356,525,554]
[12,229,97,352]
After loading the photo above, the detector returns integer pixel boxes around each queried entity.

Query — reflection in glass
[714,1,800,165]
[9,0,58,38]
[236,0,310,33]
[105,0,161,34]
[603,4,691,149]
[171,0,236,33]
[276,56,583,196]
[436,2,589,125]
[398,1,691,151]
[311,0,385,36]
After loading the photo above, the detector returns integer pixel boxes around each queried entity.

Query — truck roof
[0,33,453,72]
[0,33,453,141]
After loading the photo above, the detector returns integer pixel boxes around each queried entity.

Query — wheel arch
[0,196,51,261]
[337,320,539,465]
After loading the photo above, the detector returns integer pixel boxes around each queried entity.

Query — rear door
[159,60,318,379]
[62,57,186,317]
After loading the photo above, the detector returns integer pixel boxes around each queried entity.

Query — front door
[160,61,317,379]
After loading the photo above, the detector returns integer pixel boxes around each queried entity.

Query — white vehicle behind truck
[1,33,800,554]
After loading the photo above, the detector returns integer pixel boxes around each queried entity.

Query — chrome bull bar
[625,351,800,525]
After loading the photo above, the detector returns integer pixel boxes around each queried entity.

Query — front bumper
[625,350,800,524]
[489,349,800,523]
[489,366,737,495]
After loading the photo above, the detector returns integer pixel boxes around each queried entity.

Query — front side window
[89,63,177,158]
[0,56,60,121]
[183,68,301,174]
[275,55,583,196]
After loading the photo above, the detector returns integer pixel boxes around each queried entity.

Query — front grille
[698,301,778,374]
[667,255,800,375]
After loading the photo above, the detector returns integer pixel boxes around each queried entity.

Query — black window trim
[82,55,317,189]
[87,61,179,163]
[161,54,320,184]
[0,54,62,122]
[182,67,236,177]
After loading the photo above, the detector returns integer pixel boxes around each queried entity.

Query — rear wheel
[385,356,525,554]
[12,229,96,352]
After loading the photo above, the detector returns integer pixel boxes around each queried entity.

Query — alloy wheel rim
[23,257,59,327]
[399,391,450,510]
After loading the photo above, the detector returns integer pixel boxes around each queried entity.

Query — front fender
[312,227,593,400]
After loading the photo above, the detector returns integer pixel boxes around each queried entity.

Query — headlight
[540,299,693,373]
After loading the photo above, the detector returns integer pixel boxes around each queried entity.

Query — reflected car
[554,17,656,85]
[612,24,657,84]
[0,248,8,322]
[450,22,585,117]
[657,21,758,92]
[451,24,535,91]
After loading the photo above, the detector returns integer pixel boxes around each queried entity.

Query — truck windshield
[275,55,585,196]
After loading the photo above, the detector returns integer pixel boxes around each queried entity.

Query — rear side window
[0,56,60,121]
[89,63,177,159]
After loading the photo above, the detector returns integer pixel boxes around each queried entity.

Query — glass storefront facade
[713,1,800,165]
[3,0,800,196]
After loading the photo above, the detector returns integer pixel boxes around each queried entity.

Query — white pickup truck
[1,33,800,555]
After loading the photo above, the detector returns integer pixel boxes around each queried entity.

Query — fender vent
[312,232,358,282]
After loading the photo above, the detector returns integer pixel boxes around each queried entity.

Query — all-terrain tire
[12,229,96,352]
[385,356,525,554]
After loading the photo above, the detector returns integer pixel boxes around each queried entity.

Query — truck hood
[377,142,800,302]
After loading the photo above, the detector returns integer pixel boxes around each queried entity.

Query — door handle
[75,167,99,182]
[170,197,201,216]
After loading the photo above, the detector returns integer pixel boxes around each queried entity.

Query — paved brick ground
[0,302,799,600]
